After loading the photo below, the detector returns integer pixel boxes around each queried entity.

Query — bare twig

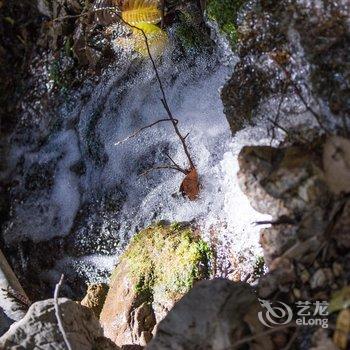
[164,151,187,173]
[114,118,177,145]
[230,323,297,349]
[52,6,117,22]
[54,275,73,350]
[53,4,197,174]
[141,164,188,176]
[267,117,309,144]
[271,58,330,134]
[269,86,287,145]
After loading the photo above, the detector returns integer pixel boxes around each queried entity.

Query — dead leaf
[323,136,350,194]
[329,286,350,313]
[180,168,199,201]
[333,309,350,350]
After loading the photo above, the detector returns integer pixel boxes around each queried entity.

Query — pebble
[301,270,310,283]
[332,262,343,277]
[310,268,333,289]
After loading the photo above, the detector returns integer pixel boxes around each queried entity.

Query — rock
[37,0,53,18]
[238,142,332,265]
[238,144,330,217]
[147,279,273,350]
[80,283,109,318]
[0,298,119,349]
[260,224,296,264]
[310,268,333,290]
[323,136,350,195]
[331,199,350,249]
[300,270,310,284]
[221,0,350,133]
[258,257,295,298]
[310,328,338,350]
[93,0,119,26]
[100,223,212,348]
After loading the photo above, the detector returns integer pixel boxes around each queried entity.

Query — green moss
[175,12,208,51]
[122,223,212,302]
[207,0,246,47]
[252,256,265,279]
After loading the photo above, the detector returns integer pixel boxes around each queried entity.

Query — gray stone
[147,279,273,350]
[0,298,118,349]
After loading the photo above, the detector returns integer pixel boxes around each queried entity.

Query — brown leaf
[180,168,199,201]
[333,309,350,350]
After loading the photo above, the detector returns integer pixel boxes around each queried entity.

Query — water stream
[1,35,271,294]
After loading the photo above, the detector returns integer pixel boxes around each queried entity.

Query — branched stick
[114,118,177,145]
[267,117,309,144]
[118,13,196,171]
[271,57,330,134]
[52,3,196,173]
[54,275,73,350]
[52,6,118,22]
[164,151,185,171]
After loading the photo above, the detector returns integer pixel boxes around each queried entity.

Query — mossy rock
[206,0,246,47]
[100,222,212,346]
[112,222,212,302]
[174,4,213,52]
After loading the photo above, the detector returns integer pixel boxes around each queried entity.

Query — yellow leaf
[329,286,350,313]
[333,309,350,350]
[132,22,167,57]
[121,0,161,25]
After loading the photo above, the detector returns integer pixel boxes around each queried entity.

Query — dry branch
[54,274,73,350]
[53,2,199,198]
[114,118,177,145]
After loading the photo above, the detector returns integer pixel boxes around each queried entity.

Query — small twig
[118,13,196,170]
[114,118,177,145]
[272,59,330,134]
[141,164,188,176]
[164,151,187,173]
[51,6,117,22]
[267,117,309,144]
[267,117,290,136]
[270,86,287,145]
[231,323,297,349]
[52,4,197,174]
[54,275,73,350]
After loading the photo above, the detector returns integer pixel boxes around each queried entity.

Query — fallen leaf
[180,168,199,201]
[120,0,161,25]
[329,286,350,313]
[132,22,167,57]
[333,309,350,350]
